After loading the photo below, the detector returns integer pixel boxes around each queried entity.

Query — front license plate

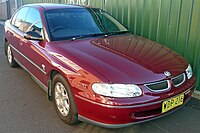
[162,94,184,113]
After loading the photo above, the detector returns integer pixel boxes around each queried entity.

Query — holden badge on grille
[164,71,171,76]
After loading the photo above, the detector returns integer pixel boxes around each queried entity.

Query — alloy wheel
[54,82,70,116]
[7,45,12,64]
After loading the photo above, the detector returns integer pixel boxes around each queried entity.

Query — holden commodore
[4,4,196,128]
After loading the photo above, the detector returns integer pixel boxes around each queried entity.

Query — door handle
[7,31,11,36]
[19,40,23,46]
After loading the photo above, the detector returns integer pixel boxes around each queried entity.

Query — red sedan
[4,4,196,128]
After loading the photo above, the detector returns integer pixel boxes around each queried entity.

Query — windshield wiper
[108,31,130,36]
[70,31,130,41]
[71,33,108,41]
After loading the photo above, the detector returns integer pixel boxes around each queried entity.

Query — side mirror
[24,31,43,41]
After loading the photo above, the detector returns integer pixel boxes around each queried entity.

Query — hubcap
[54,82,70,116]
[7,45,12,63]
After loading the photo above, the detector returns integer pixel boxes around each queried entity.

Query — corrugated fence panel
[105,0,118,20]
[156,0,171,45]
[21,0,200,90]
[176,0,193,57]
[89,0,103,8]
[165,0,181,50]
[142,0,151,38]
[135,0,143,36]
[188,0,200,69]
[192,0,200,89]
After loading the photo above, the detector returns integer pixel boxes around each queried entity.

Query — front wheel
[6,43,18,67]
[52,74,79,125]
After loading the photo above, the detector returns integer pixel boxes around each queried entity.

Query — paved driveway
[0,24,200,133]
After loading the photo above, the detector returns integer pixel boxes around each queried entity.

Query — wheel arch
[47,69,72,101]
[50,69,79,124]
[48,69,59,101]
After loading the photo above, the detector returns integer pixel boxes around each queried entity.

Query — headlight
[92,83,142,98]
[185,64,193,79]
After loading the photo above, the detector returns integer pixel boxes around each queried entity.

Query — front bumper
[75,78,195,128]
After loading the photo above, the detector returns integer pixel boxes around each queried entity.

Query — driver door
[20,7,48,87]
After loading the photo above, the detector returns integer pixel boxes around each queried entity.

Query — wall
[22,0,200,90]
[0,1,8,20]
[0,0,20,20]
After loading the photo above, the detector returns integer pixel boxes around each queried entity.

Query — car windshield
[45,8,128,41]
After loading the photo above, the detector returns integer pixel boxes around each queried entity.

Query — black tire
[4,40,7,56]
[6,42,18,67]
[52,74,79,125]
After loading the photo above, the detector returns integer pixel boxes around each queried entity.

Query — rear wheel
[52,74,79,125]
[6,43,18,67]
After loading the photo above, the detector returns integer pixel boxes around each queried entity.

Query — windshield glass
[45,8,128,41]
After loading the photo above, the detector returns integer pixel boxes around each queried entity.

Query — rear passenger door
[7,7,29,63]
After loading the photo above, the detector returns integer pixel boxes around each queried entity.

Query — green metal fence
[22,0,200,90]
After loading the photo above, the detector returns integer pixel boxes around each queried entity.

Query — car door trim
[10,44,47,75]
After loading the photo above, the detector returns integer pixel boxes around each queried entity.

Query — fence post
[6,0,11,19]
[15,0,17,8]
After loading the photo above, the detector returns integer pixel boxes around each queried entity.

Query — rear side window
[13,7,29,31]
[24,8,43,35]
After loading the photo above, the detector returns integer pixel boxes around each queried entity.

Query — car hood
[55,35,188,84]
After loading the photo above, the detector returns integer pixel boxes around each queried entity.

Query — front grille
[145,73,186,92]
[172,73,185,87]
[144,80,170,92]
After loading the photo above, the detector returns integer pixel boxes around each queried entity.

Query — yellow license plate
[162,94,184,113]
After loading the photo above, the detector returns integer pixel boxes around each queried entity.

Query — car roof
[23,3,89,10]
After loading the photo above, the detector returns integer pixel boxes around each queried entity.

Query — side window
[13,7,29,31]
[24,8,43,36]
